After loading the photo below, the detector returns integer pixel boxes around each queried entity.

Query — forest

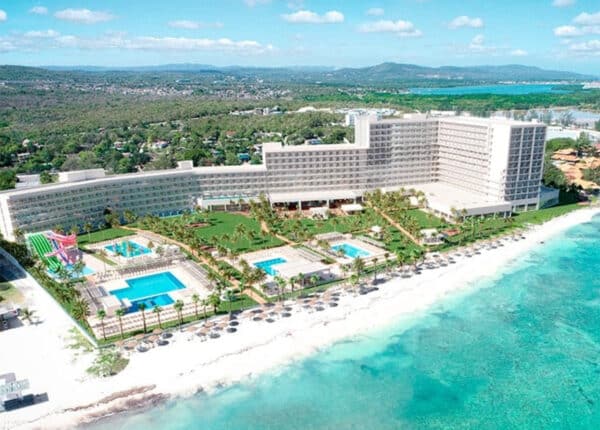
[1,65,599,191]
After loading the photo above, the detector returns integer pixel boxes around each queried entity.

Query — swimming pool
[331,243,371,258]
[105,240,151,258]
[47,264,95,279]
[111,272,186,311]
[254,257,287,276]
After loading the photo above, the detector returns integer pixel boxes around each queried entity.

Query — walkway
[260,219,295,245]
[367,203,421,245]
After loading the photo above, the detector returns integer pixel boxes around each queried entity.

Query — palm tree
[115,308,125,339]
[352,257,365,280]
[138,303,147,333]
[191,294,200,319]
[83,222,93,243]
[225,289,236,316]
[309,274,319,289]
[153,305,163,328]
[96,309,107,340]
[174,300,185,327]
[274,276,287,301]
[72,299,90,321]
[208,293,221,314]
[20,307,35,325]
[201,298,209,320]
[13,227,24,243]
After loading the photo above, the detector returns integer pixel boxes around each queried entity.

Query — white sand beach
[2,206,599,430]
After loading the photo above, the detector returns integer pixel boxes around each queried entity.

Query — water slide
[45,231,77,264]
[28,233,62,272]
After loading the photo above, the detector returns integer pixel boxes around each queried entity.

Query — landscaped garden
[77,227,134,246]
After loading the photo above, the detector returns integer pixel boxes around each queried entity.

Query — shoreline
[4,206,600,430]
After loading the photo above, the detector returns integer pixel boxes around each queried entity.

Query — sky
[0,0,599,73]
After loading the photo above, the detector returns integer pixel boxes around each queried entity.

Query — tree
[208,292,221,314]
[39,171,57,184]
[174,300,185,327]
[84,222,93,243]
[97,309,107,340]
[115,308,126,339]
[20,307,35,325]
[138,303,147,333]
[72,299,90,321]
[274,276,287,301]
[191,294,200,319]
[224,289,236,316]
[153,305,163,328]
[201,297,209,320]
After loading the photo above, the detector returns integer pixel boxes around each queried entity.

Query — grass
[404,209,446,229]
[0,281,23,304]
[513,203,581,225]
[77,228,134,246]
[279,209,423,257]
[192,212,283,252]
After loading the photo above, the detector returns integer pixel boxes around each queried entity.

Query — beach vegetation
[86,349,129,377]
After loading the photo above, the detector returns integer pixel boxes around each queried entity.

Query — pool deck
[323,235,388,264]
[101,265,211,304]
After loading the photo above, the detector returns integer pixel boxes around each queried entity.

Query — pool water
[332,243,371,258]
[47,264,95,279]
[129,294,174,312]
[254,257,287,276]
[111,272,186,311]
[105,240,151,258]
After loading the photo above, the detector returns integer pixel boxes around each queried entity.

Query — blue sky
[0,0,599,73]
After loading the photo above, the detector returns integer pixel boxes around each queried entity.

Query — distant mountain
[1,62,596,85]
[325,63,597,83]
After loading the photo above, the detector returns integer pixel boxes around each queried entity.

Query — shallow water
[88,214,600,430]
[410,84,570,96]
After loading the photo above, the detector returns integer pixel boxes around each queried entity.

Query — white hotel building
[0,115,546,241]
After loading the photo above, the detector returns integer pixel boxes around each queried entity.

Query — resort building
[0,115,546,240]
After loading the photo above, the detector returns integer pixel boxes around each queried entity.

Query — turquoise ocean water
[88,214,600,429]
[409,84,571,95]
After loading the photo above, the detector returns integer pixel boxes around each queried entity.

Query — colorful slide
[28,233,62,272]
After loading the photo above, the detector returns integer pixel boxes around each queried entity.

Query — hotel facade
[0,115,546,241]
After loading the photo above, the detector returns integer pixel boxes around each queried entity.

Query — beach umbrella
[134,333,145,340]
[153,328,163,335]
[186,325,197,333]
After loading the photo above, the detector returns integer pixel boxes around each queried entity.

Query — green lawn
[78,228,134,246]
[513,203,581,225]
[279,209,423,258]
[404,209,446,228]
[193,212,283,252]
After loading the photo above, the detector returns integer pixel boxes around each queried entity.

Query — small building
[341,203,364,214]
[420,229,445,246]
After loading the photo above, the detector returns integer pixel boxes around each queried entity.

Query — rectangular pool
[331,243,371,258]
[105,240,151,258]
[111,271,186,305]
[254,257,287,276]
[128,294,174,313]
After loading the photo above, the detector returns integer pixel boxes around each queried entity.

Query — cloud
[29,6,48,15]
[553,0,575,7]
[554,25,583,36]
[168,20,223,30]
[568,39,600,55]
[54,8,114,24]
[510,49,528,56]
[358,19,422,37]
[448,15,484,29]
[0,31,274,55]
[24,29,60,38]
[468,34,496,52]
[244,0,271,6]
[573,11,600,25]
[0,10,6,22]
[366,8,384,16]
[282,10,344,24]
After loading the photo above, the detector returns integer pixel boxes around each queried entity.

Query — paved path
[367,204,421,245]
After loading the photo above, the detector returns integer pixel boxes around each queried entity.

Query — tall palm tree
[274,276,287,301]
[153,305,163,328]
[138,303,147,333]
[96,309,107,340]
[191,294,200,319]
[309,274,319,289]
[208,293,221,315]
[174,300,185,327]
[20,307,35,325]
[225,289,236,316]
[83,222,93,243]
[115,308,125,339]
[201,298,209,320]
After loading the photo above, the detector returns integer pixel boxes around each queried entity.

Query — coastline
[4,206,600,430]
